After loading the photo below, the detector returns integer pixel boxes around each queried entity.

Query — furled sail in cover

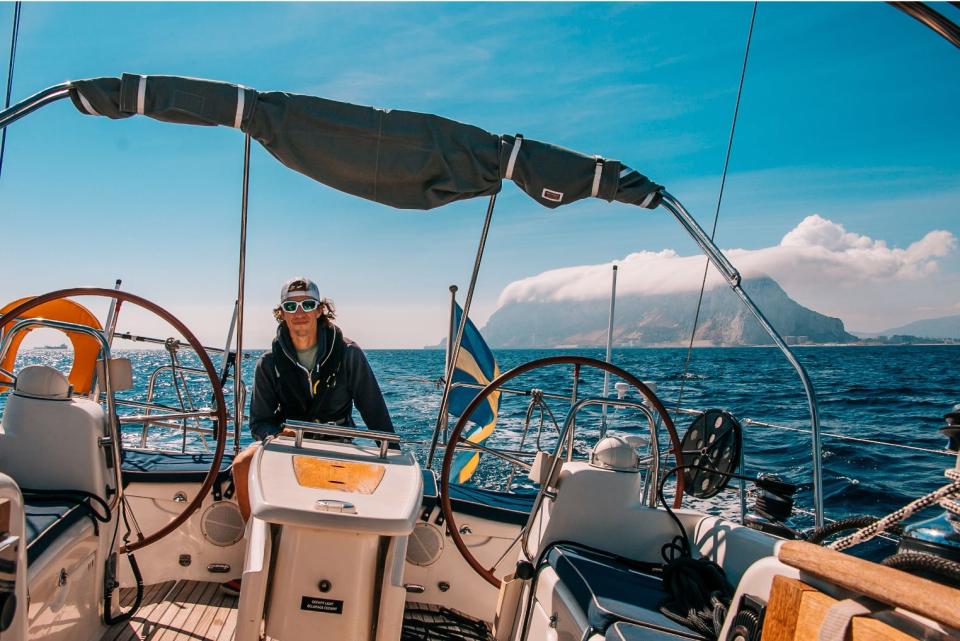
[68,74,663,211]
[446,303,500,484]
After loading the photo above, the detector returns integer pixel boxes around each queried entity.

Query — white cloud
[496,215,959,332]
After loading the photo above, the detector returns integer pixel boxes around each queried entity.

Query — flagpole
[600,264,618,437]
[443,285,458,445]
[426,194,497,469]
[445,285,458,384]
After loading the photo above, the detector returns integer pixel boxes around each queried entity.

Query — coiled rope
[881,552,960,586]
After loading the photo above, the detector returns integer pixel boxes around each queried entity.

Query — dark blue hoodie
[248,321,394,441]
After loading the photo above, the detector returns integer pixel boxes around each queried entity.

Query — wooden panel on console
[0,498,9,534]
[762,575,915,641]
[292,457,385,494]
[779,540,960,632]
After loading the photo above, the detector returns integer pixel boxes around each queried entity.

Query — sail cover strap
[591,157,604,197]
[505,134,523,180]
[136,75,146,115]
[817,599,877,641]
[76,91,99,116]
[233,86,246,129]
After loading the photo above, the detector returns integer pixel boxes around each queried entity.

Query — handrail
[520,395,664,557]
[0,317,124,511]
[0,82,72,130]
[566,396,662,506]
[118,410,219,424]
[659,191,825,528]
[140,362,246,450]
[282,420,401,459]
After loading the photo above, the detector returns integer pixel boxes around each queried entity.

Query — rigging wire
[673,2,758,425]
[0,1,21,182]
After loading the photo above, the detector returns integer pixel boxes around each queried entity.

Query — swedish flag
[447,303,501,483]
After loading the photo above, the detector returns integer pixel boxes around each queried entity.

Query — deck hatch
[292,457,386,494]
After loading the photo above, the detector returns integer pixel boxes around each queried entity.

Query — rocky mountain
[853,314,960,340]
[480,277,857,348]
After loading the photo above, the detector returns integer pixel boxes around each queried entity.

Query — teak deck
[101,581,238,641]
[99,583,492,641]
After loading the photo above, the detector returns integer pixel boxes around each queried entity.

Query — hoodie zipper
[280,326,338,398]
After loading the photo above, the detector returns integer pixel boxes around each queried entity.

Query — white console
[236,431,421,641]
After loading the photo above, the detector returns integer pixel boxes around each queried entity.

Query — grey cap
[280,277,320,301]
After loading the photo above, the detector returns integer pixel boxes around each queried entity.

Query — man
[247,276,394,443]
[223,276,395,595]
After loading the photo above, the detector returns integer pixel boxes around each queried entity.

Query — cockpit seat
[23,498,94,565]
[541,544,706,640]
[121,449,235,484]
[0,365,111,502]
[421,469,535,525]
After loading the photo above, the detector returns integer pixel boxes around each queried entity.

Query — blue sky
[1,2,958,347]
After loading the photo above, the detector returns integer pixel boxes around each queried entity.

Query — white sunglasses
[281,299,321,313]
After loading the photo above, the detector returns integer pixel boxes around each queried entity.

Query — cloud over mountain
[495,215,958,332]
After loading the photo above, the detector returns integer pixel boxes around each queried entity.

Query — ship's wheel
[0,288,228,552]
[438,355,685,588]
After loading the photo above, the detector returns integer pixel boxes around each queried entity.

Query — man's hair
[273,297,336,326]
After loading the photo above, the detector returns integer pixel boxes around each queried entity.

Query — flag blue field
[447,303,501,483]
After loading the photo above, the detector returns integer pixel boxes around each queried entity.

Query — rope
[881,552,960,585]
[657,464,739,639]
[830,469,960,551]
[103,498,144,624]
[673,2,758,422]
[804,514,903,545]
[659,555,733,639]
[941,495,960,518]
[400,606,492,641]
[0,1,22,182]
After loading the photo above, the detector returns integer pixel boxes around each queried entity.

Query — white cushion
[95,358,134,392]
[13,365,71,400]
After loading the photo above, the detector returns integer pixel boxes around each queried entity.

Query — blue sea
[7,345,958,539]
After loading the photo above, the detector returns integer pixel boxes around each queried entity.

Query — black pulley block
[680,409,742,499]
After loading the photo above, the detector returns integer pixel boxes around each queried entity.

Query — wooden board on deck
[99,583,490,641]
[100,581,237,641]
[292,456,385,494]
[761,575,915,641]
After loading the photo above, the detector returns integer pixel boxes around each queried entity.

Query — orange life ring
[0,297,103,394]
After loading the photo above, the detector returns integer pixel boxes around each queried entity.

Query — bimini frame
[0,82,826,526]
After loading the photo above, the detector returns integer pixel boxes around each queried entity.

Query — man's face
[281,295,322,331]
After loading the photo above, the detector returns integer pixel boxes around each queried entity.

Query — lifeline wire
[0,1,22,182]
[673,2,758,423]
